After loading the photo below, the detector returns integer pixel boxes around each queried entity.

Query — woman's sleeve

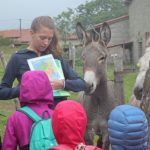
[0,54,20,100]
[2,115,17,150]
[61,59,87,92]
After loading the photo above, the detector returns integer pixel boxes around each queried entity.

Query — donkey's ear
[76,22,90,45]
[100,22,111,46]
[76,22,85,41]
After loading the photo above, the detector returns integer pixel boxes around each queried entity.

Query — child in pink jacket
[2,70,54,150]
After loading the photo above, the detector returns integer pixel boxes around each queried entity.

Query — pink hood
[19,70,53,105]
[52,100,87,149]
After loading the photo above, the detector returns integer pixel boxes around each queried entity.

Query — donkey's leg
[85,126,94,145]
[102,132,110,150]
[96,134,103,148]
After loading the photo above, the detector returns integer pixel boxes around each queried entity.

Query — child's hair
[31,16,62,57]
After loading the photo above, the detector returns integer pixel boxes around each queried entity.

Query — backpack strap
[17,106,41,122]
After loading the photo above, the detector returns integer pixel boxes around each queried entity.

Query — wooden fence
[0,51,20,110]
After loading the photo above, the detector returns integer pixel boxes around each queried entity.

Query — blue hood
[108,105,148,150]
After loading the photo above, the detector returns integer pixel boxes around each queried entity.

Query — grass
[0,45,138,142]
[0,45,20,140]
[124,72,137,102]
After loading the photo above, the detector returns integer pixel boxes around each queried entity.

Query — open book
[27,54,70,97]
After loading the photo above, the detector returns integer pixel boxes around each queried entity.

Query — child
[108,104,148,150]
[2,70,54,150]
[50,100,102,150]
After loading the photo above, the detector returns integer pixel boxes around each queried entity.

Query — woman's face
[30,26,54,54]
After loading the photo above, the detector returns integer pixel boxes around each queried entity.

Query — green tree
[74,0,127,26]
[0,37,13,46]
[54,8,74,36]
[54,8,75,48]
[54,0,127,34]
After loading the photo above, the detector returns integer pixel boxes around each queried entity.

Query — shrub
[0,37,13,46]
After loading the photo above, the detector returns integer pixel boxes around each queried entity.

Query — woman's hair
[31,16,62,57]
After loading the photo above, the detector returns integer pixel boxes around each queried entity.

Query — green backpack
[18,106,58,150]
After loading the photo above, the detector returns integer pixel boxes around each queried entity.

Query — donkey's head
[76,22,111,94]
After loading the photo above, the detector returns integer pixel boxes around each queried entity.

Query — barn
[125,0,150,63]
[89,0,150,64]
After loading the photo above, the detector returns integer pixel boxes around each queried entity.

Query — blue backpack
[18,106,58,150]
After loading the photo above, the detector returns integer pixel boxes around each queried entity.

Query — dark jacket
[108,105,148,150]
[0,49,87,101]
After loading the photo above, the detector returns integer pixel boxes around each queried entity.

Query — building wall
[107,18,130,64]
[128,0,150,62]
[109,18,130,46]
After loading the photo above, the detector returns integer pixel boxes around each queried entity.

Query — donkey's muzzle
[134,87,143,100]
[85,83,94,95]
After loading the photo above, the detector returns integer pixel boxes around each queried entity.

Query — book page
[55,59,64,79]
[27,54,70,97]
[27,54,63,81]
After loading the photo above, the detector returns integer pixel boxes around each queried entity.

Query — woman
[0,16,87,107]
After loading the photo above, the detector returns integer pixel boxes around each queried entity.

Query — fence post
[112,53,124,104]
[0,51,7,69]
[69,45,76,69]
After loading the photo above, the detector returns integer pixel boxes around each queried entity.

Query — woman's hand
[51,79,64,90]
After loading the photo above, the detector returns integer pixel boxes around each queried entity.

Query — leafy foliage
[0,37,13,46]
[54,0,127,33]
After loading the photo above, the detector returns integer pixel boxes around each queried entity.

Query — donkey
[76,22,122,150]
[133,38,150,101]
[140,67,150,149]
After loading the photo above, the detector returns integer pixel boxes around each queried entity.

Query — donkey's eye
[97,56,105,63]
[82,54,85,60]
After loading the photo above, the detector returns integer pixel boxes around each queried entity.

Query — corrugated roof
[0,29,20,38]
[0,29,31,43]
[18,29,31,43]
[94,15,129,29]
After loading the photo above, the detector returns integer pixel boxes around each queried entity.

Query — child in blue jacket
[108,104,148,150]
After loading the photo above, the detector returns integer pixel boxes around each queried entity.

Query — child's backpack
[18,106,58,150]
